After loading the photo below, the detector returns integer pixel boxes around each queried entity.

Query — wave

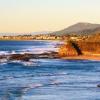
[9,60,39,67]
[0,40,62,55]
[21,61,39,67]
[0,51,10,55]
[0,59,8,65]
[0,46,58,55]
[0,58,40,67]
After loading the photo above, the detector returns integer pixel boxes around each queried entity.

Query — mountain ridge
[51,22,100,36]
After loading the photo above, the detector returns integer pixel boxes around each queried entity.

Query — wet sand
[62,55,100,61]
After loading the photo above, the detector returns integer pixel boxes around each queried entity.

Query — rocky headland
[58,33,100,61]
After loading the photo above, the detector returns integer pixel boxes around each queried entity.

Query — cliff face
[58,42,81,57]
[58,32,100,57]
[77,42,100,54]
[77,33,100,54]
[58,40,100,57]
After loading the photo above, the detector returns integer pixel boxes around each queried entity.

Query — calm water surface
[0,40,100,100]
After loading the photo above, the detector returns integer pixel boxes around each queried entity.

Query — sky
[0,0,100,33]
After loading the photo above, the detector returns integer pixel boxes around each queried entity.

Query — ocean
[0,40,100,100]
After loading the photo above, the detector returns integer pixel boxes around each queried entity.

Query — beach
[62,55,100,61]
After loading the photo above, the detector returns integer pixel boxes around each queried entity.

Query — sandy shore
[62,55,100,61]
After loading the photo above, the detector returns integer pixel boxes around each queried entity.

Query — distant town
[0,34,89,42]
[0,22,100,41]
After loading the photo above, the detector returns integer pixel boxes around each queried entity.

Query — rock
[0,55,6,59]
[58,43,78,57]
[58,41,82,57]
[97,84,100,87]
[9,52,59,61]
[9,54,34,61]
[38,52,59,58]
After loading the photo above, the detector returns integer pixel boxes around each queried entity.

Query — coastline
[61,55,100,61]
[0,40,100,61]
[0,39,62,42]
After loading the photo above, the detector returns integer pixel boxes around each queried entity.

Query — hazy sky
[0,0,100,33]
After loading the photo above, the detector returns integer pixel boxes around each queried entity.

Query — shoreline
[0,39,61,41]
[61,55,100,61]
[0,40,100,61]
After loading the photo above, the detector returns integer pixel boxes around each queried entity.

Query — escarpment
[58,39,100,57]
[58,41,82,57]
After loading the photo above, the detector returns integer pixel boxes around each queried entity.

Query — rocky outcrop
[9,54,34,61]
[6,52,59,61]
[58,41,82,57]
[97,84,100,88]
[77,42,100,54]
[0,55,7,59]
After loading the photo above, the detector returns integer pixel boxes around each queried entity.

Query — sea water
[0,40,100,100]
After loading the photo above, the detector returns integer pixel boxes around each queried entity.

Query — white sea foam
[0,59,8,65]
[0,40,61,56]
[9,60,39,67]
[21,46,58,54]
[0,51,9,55]
[0,62,7,65]
[22,95,58,100]
[10,60,22,64]
[21,61,38,67]
[0,59,8,63]
[7,46,58,55]
[0,47,57,56]
[11,51,16,54]
[28,83,43,88]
